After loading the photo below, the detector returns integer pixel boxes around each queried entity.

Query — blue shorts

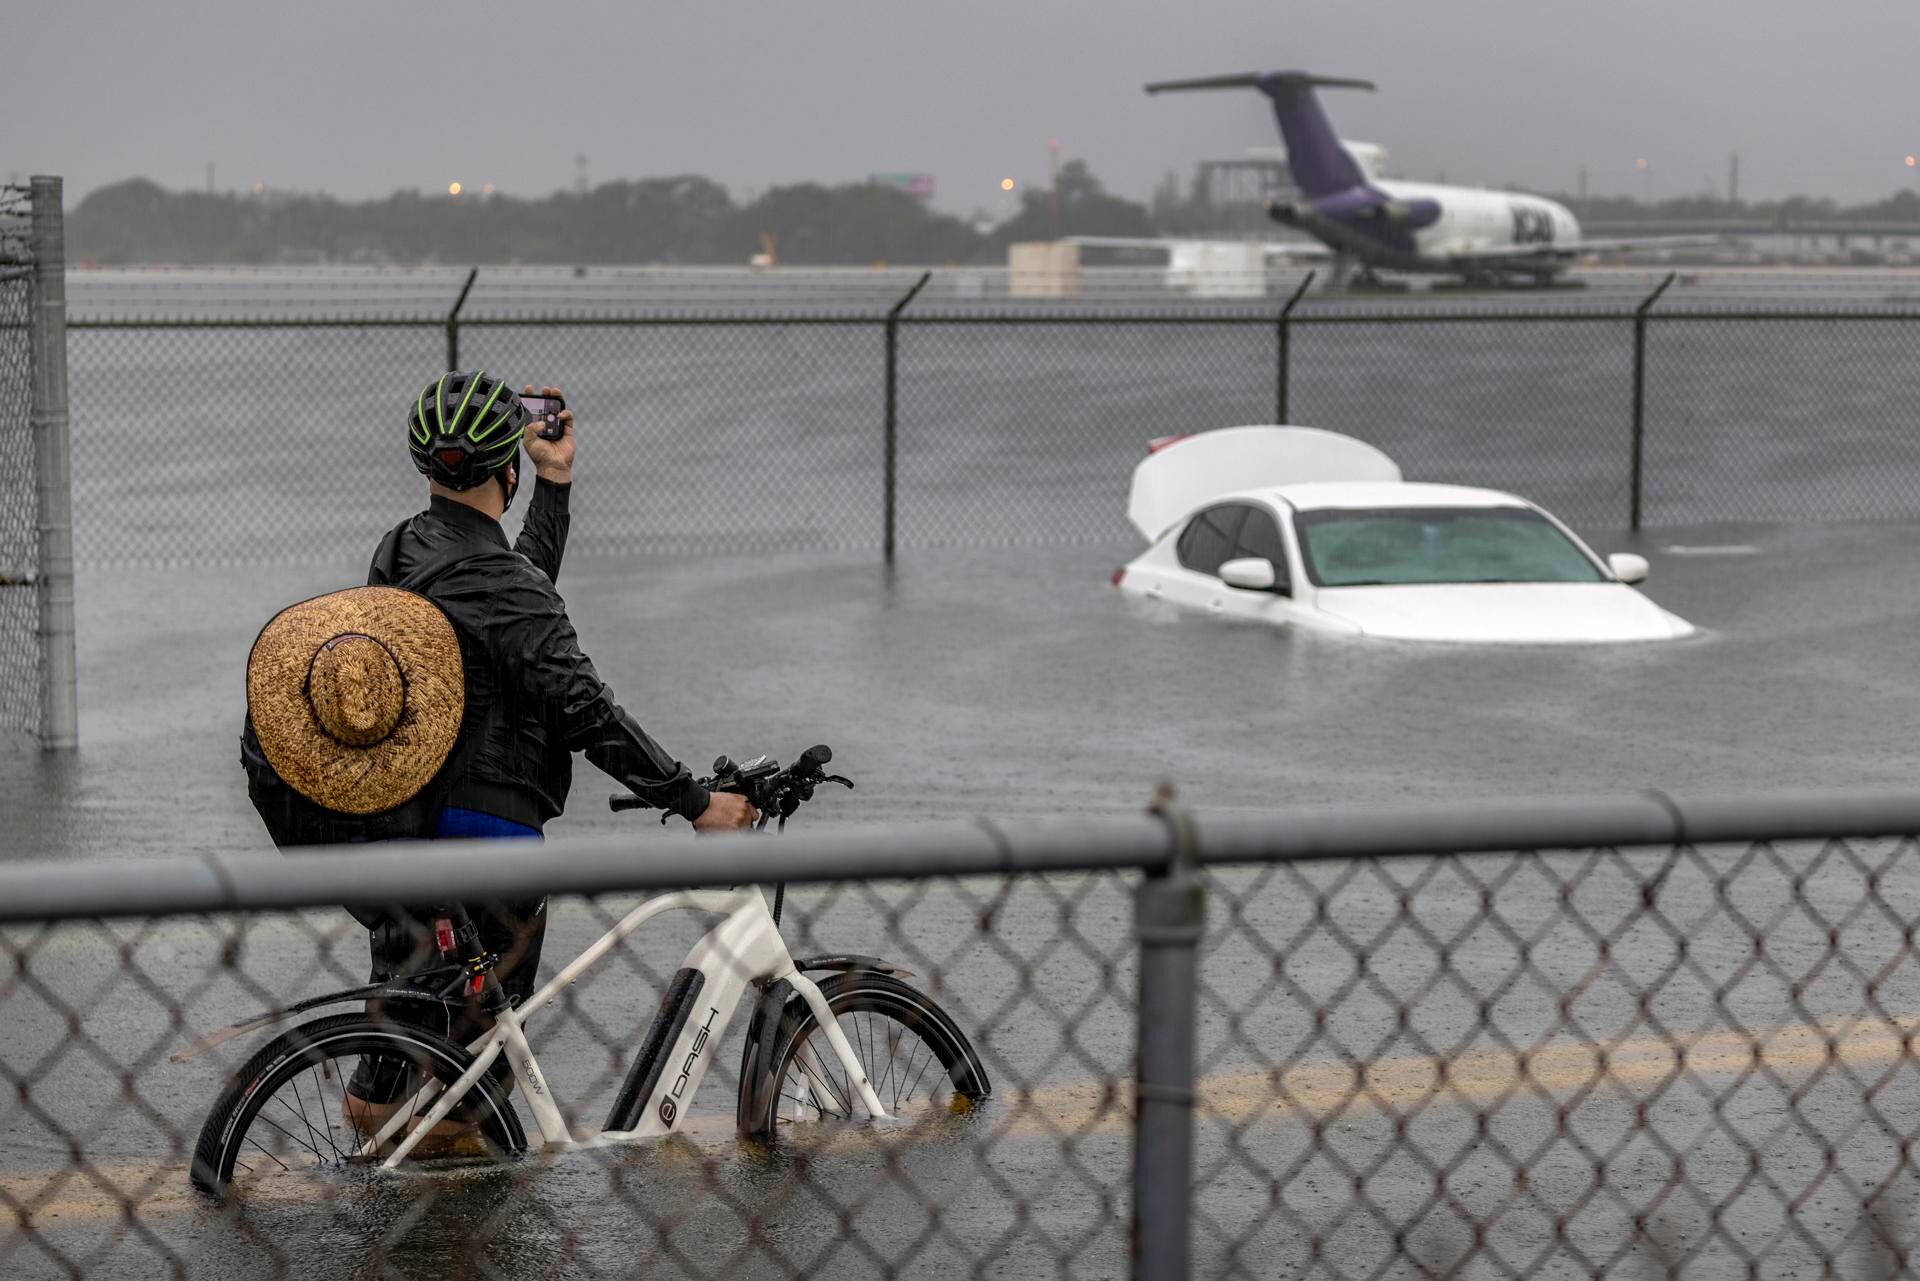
[433,806,540,841]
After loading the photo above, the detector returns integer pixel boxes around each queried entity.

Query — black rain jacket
[367,480,709,831]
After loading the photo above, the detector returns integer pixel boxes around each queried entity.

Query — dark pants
[347,808,544,1105]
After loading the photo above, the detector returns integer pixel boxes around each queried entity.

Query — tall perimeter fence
[0,178,76,747]
[9,788,1920,1279]
[59,267,1920,569]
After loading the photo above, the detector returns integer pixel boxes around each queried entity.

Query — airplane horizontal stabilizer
[1144,72,1376,95]
[1146,72,1377,198]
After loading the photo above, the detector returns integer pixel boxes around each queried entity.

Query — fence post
[1132,797,1205,1281]
[445,267,478,371]
[883,271,932,565]
[1275,270,1316,423]
[1629,272,1676,531]
[29,176,76,751]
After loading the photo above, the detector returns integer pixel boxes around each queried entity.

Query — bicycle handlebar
[609,743,853,827]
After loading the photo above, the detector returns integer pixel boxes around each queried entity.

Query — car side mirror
[1220,557,1284,593]
[1607,552,1650,584]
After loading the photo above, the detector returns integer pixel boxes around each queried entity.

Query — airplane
[1123,70,1713,290]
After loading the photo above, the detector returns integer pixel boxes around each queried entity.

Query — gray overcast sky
[13,0,1920,211]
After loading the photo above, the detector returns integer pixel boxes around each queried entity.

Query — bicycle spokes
[779,1010,955,1126]
[233,1051,463,1182]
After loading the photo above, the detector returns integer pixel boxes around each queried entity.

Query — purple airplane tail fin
[1145,71,1376,199]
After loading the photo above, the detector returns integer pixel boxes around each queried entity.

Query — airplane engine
[1265,198,1305,226]
[1369,198,1441,229]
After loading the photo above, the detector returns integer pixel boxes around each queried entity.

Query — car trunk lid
[1129,426,1401,540]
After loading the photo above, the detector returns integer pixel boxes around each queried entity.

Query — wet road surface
[8,527,1920,1277]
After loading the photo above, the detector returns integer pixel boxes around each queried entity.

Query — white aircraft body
[1102,71,1711,289]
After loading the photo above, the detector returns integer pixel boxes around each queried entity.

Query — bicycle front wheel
[751,971,991,1136]
[190,1012,527,1196]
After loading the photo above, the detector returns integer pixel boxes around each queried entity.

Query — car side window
[1232,507,1290,589]
[1176,504,1250,577]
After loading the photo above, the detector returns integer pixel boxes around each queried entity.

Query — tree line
[66,162,1156,266]
[1546,188,1920,225]
[66,165,1920,265]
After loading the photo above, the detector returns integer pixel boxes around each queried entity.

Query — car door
[1164,503,1246,612]
[1216,502,1304,622]
[1169,501,1297,620]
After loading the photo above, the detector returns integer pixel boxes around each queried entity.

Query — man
[343,370,754,1139]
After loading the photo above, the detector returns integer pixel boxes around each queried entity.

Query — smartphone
[520,393,566,440]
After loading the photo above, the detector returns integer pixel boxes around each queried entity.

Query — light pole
[1048,140,1061,239]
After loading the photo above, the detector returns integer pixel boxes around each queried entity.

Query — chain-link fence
[0,178,76,748]
[60,274,1920,568]
[1192,842,1920,1278]
[1642,315,1920,525]
[7,790,1920,1279]
[0,186,37,738]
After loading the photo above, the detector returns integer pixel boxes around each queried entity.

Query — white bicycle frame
[359,886,890,1167]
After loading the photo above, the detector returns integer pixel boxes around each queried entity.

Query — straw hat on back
[246,587,464,816]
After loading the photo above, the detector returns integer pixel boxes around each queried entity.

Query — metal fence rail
[7,787,1920,1279]
[59,271,1920,568]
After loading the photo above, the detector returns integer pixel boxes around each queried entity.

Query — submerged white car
[1115,426,1694,643]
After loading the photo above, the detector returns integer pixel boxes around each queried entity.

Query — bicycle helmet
[407,370,527,493]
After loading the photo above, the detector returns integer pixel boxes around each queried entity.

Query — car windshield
[1294,506,1605,587]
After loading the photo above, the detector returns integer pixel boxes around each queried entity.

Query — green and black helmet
[407,370,527,492]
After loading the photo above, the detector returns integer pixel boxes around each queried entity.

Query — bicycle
[182,745,992,1196]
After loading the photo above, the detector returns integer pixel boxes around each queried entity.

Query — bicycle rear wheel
[190,1012,527,1196]
[750,972,991,1137]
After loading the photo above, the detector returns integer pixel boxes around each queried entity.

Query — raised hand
[522,383,574,483]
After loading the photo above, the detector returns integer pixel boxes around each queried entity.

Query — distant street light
[1000,178,1016,192]
[482,183,496,194]
[448,181,462,196]
[1907,155,1918,169]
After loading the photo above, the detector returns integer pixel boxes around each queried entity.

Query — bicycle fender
[168,976,466,1063]
[736,963,919,1137]
[791,954,915,979]
[736,977,797,1139]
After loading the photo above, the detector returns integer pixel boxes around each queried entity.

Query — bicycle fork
[600,896,891,1139]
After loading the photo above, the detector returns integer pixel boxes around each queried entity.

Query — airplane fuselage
[1387,181,1581,264]
[1273,179,1584,280]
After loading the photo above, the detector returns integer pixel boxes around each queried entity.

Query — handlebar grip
[796,744,832,772]
[609,792,645,812]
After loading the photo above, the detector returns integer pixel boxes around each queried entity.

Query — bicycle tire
[190,1012,527,1195]
[745,971,991,1139]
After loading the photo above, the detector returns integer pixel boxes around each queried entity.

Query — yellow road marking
[1191,1015,1920,1124]
[978,1015,1920,1138]
[9,1016,1917,1228]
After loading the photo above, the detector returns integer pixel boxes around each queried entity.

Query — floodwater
[9,265,1920,1277]
[10,524,1920,857]
[8,529,1920,1277]
[50,264,1920,580]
